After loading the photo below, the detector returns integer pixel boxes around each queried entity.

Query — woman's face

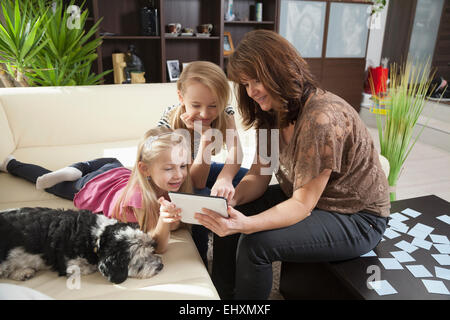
[146,144,189,193]
[240,77,280,111]
[178,81,219,127]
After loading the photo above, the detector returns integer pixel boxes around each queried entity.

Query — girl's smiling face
[143,144,189,193]
[178,80,219,126]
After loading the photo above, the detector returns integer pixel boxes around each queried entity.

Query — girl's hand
[180,112,211,134]
[194,206,250,237]
[211,178,235,203]
[158,197,182,224]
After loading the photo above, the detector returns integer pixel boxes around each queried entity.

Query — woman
[195,30,390,300]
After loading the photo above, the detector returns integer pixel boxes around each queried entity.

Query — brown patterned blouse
[275,91,390,217]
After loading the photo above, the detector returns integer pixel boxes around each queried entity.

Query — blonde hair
[112,127,193,233]
[170,61,231,151]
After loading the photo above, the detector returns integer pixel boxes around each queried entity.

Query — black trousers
[7,158,123,200]
[211,184,388,300]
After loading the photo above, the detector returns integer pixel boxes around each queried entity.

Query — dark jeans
[7,158,123,200]
[192,162,248,266]
[211,184,388,300]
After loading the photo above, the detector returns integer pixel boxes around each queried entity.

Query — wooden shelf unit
[86,0,280,84]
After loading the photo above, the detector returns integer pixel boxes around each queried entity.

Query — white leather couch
[0,83,235,300]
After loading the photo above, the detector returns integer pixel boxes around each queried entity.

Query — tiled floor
[366,126,450,202]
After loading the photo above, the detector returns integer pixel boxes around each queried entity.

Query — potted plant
[371,60,435,201]
[0,0,110,87]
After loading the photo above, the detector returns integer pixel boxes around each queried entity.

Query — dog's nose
[156,263,164,272]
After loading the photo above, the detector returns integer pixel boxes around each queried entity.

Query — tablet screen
[168,192,228,225]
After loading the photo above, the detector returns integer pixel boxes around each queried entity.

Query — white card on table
[421,279,450,295]
[379,258,404,270]
[368,280,398,296]
[435,266,450,281]
[434,244,450,254]
[383,228,401,239]
[436,215,450,225]
[411,237,433,250]
[361,250,377,257]
[407,223,434,239]
[430,234,450,244]
[431,254,450,266]
[395,240,419,254]
[389,212,409,222]
[402,208,422,218]
[390,251,415,263]
[405,265,433,278]
[388,219,409,233]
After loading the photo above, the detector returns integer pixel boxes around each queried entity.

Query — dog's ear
[98,250,130,284]
[97,225,131,284]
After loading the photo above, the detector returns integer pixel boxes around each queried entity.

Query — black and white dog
[0,207,163,284]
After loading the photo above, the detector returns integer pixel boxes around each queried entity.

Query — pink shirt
[73,167,142,222]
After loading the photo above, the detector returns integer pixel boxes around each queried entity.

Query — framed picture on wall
[167,60,180,82]
[223,32,234,56]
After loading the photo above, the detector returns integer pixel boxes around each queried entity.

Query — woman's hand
[180,112,211,134]
[158,197,182,224]
[194,206,250,237]
[211,178,235,202]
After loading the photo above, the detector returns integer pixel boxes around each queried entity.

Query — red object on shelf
[364,66,388,94]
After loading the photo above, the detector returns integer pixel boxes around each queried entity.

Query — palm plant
[0,0,110,86]
[0,0,49,86]
[372,60,434,201]
[27,0,110,86]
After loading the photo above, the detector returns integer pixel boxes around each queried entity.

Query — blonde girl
[1,127,192,253]
[158,61,247,199]
[157,61,248,264]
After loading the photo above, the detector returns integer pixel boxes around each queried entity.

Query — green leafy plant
[0,0,49,86]
[0,0,111,86]
[372,60,434,201]
[369,0,387,16]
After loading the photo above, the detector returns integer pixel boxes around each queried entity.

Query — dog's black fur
[0,207,163,284]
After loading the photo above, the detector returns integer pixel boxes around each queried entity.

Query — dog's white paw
[66,258,97,276]
[10,268,36,281]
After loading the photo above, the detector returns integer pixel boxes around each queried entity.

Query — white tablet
[168,192,228,225]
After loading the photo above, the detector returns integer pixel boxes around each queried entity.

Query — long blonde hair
[170,61,231,152]
[112,127,193,233]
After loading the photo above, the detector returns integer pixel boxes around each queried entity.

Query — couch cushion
[0,99,16,163]
[0,228,219,299]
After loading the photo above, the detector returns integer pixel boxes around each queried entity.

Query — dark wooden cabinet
[85,0,279,84]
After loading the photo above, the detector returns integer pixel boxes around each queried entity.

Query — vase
[389,184,397,202]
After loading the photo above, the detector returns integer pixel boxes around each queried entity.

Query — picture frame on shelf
[167,60,181,82]
[223,31,234,56]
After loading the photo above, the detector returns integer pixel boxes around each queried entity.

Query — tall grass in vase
[374,60,434,201]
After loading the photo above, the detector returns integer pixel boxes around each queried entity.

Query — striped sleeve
[157,104,179,128]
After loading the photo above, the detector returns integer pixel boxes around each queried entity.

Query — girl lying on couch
[0,127,192,253]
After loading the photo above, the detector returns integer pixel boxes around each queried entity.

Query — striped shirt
[157,103,235,128]
[157,104,235,158]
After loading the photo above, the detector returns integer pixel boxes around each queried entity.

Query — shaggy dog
[0,207,163,284]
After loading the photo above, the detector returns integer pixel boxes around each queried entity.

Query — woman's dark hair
[227,30,320,129]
